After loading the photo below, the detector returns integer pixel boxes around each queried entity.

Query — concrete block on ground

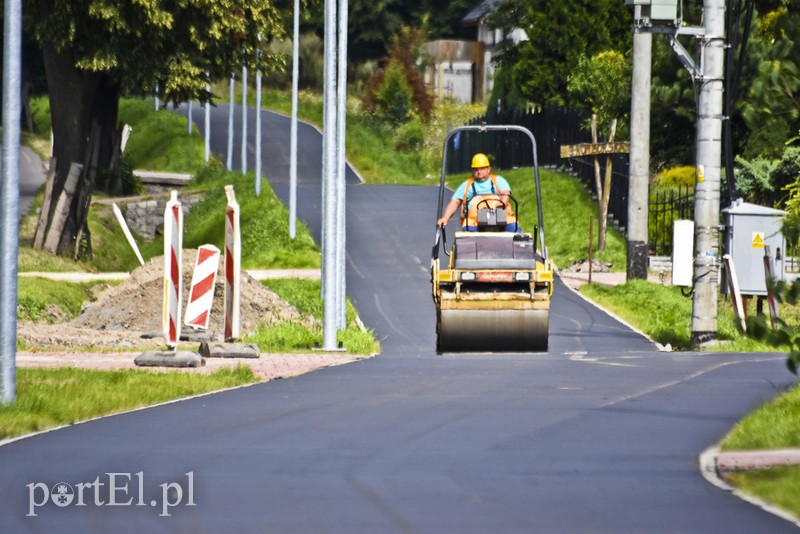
[199,342,260,359]
[135,350,205,368]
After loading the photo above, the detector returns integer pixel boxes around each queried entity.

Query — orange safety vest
[459,175,517,229]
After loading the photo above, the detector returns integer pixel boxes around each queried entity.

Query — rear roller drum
[436,309,549,353]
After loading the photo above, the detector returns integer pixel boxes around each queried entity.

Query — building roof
[462,0,500,25]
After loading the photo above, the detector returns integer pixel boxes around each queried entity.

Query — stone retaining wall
[123,195,201,240]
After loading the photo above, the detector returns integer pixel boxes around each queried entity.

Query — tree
[24,0,285,257]
[497,0,631,109]
[566,50,631,251]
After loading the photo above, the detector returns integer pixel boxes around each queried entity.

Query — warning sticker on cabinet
[752,232,765,249]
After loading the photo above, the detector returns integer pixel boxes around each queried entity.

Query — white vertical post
[155,82,160,111]
[224,185,241,341]
[188,100,193,135]
[335,0,349,329]
[322,0,338,350]
[289,0,300,239]
[241,65,248,175]
[227,75,235,170]
[204,81,211,164]
[1,0,22,404]
[255,38,262,196]
[163,191,183,350]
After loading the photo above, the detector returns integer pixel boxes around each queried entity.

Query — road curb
[699,445,800,527]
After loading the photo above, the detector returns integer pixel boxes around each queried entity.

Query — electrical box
[672,220,694,287]
[625,0,679,22]
[721,200,786,296]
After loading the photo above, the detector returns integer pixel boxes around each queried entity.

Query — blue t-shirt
[452,175,511,204]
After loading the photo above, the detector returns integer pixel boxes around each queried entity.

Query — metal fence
[648,186,695,256]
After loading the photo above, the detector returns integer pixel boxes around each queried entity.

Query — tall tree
[503,0,631,108]
[24,0,285,256]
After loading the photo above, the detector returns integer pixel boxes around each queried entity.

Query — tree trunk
[597,119,618,252]
[40,42,121,256]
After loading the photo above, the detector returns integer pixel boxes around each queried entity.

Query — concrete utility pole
[691,0,726,346]
[627,5,652,280]
[1,0,21,404]
[289,0,300,239]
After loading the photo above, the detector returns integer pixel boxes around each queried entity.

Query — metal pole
[335,0,349,329]
[241,65,248,175]
[691,0,726,347]
[1,0,22,404]
[627,6,652,280]
[204,81,211,164]
[255,38,262,197]
[188,100,193,135]
[289,0,300,239]
[321,0,338,350]
[227,74,235,170]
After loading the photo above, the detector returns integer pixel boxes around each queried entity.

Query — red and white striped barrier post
[184,245,221,330]
[723,254,746,332]
[763,245,780,328]
[224,185,241,341]
[163,191,183,349]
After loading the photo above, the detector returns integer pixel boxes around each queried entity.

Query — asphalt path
[2,145,47,221]
[0,104,797,532]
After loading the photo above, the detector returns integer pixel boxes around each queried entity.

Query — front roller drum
[437,308,549,353]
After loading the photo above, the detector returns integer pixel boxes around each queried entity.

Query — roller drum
[437,308,549,353]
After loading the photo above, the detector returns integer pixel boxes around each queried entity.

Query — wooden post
[589,215,594,285]
[43,163,82,254]
[32,158,56,250]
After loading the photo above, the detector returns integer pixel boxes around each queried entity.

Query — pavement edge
[699,445,800,528]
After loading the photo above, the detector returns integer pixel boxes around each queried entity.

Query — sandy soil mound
[19,249,305,349]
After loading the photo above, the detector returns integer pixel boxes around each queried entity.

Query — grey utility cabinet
[624,0,679,21]
[722,200,786,296]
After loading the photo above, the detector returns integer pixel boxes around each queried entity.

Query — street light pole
[1,0,22,404]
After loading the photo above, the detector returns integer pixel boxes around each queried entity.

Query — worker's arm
[499,189,510,205]
[437,198,462,227]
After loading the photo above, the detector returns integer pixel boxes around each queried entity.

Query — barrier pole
[723,254,746,332]
[224,185,241,341]
[162,191,183,349]
[763,245,780,328]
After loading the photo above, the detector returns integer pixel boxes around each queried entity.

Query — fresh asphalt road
[0,104,797,532]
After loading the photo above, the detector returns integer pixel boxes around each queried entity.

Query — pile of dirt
[19,249,307,349]
[561,258,612,274]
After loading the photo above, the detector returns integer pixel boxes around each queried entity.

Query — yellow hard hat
[471,153,490,168]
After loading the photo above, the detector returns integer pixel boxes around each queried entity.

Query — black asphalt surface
[1,104,797,532]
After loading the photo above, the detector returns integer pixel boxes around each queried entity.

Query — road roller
[431,125,553,353]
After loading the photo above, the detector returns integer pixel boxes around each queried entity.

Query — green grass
[725,467,800,520]
[17,277,115,323]
[249,278,379,354]
[0,366,257,440]
[580,279,786,351]
[721,383,800,451]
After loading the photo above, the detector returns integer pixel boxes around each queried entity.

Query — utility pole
[627,5,652,280]
[691,0,726,347]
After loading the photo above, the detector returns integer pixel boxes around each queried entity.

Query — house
[424,0,528,103]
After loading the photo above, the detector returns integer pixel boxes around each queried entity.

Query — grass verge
[579,279,790,351]
[724,467,800,520]
[249,279,379,354]
[0,366,257,440]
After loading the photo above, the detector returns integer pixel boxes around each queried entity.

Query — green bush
[394,116,424,152]
[652,165,695,189]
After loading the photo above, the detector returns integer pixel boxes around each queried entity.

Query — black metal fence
[648,187,695,256]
